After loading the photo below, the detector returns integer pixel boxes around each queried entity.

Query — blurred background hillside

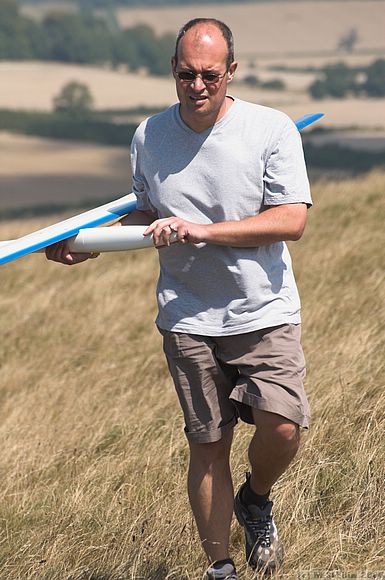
[1,0,385,215]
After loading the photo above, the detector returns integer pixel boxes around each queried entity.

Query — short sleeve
[263,117,312,207]
[130,127,157,213]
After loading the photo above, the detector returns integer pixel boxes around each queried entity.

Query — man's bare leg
[187,429,234,563]
[248,409,300,495]
[233,410,299,572]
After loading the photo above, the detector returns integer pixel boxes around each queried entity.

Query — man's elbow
[286,206,308,241]
[288,223,306,241]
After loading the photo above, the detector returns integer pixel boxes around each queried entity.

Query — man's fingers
[144,217,190,247]
[45,241,92,264]
[46,240,71,263]
[149,221,174,246]
[143,217,173,236]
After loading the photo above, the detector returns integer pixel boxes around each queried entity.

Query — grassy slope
[0,170,384,579]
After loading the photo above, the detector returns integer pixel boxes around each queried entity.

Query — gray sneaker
[206,562,238,579]
[234,474,283,573]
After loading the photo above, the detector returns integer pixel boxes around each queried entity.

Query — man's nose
[192,75,205,90]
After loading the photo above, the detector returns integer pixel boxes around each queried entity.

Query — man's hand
[45,239,94,265]
[143,217,207,247]
[45,209,156,264]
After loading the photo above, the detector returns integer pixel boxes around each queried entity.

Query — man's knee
[252,409,300,451]
[188,430,233,469]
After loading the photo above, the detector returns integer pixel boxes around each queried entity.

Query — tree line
[0,0,174,75]
[309,60,385,99]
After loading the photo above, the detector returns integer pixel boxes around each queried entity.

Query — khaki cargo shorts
[159,324,310,444]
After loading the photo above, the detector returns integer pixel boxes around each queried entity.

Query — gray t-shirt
[131,98,312,336]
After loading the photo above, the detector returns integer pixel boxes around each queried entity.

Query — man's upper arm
[263,117,312,209]
[130,121,158,215]
[262,202,308,241]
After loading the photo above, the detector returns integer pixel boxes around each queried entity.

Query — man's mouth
[189,95,208,103]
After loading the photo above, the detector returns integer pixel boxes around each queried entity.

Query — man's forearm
[145,203,308,248]
[117,209,157,227]
[203,204,308,247]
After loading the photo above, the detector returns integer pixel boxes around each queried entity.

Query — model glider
[0,113,324,265]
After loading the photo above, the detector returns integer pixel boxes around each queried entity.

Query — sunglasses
[176,70,228,85]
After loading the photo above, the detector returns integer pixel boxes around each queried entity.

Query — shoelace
[244,514,272,547]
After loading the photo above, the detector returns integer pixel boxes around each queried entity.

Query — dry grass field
[0,61,176,111]
[0,169,384,579]
[0,133,131,211]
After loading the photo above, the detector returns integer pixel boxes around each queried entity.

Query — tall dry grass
[0,170,384,579]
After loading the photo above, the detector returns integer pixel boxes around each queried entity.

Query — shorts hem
[184,416,238,444]
[230,391,310,429]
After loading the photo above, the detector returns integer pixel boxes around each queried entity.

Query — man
[47,18,311,580]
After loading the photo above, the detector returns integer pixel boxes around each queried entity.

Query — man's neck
[180,96,234,133]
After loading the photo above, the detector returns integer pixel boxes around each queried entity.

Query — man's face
[172,25,237,132]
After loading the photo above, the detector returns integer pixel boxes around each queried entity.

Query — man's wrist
[200,223,213,243]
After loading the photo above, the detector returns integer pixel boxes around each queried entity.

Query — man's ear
[227,61,238,83]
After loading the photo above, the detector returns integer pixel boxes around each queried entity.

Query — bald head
[174,18,235,69]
